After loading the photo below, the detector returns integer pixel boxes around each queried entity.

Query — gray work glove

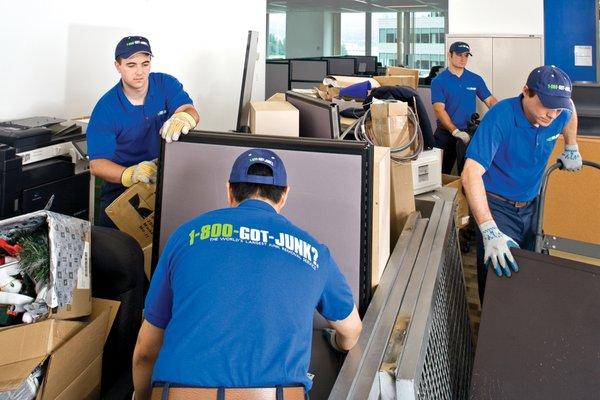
[322,328,347,354]
[557,144,582,171]
[452,128,471,144]
[479,221,519,277]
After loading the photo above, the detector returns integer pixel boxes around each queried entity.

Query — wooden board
[544,136,600,245]
[371,147,391,287]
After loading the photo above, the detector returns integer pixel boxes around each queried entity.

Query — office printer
[0,116,89,220]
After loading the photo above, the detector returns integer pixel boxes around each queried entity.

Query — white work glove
[121,160,158,187]
[479,221,520,278]
[557,144,582,171]
[452,129,471,144]
[160,111,197,143]
[322,328,347,354]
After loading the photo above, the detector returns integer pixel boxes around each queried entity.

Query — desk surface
[470,249,600,400]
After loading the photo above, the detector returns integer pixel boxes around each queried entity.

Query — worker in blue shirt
[462,66,581,302]
[132,148,363,400]
[87,36,200,228]
[431,41,497,174]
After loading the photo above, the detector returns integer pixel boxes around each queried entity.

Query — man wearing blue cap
[132,148,362,400]
[462,65,581,302]
[431,41,497,173]
[87,36,200,228]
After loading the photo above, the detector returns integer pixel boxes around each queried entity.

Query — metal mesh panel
[417,222,474,399]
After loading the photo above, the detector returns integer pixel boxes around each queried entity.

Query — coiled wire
[341,97,424,163]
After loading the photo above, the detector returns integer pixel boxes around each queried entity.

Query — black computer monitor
[284,91,341,139]
[236,30,259,133]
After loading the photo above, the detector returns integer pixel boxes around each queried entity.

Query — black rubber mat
[470,249,600,400]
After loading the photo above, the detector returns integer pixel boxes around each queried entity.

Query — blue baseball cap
[229,148,287,186]
[449,41,472,56]
[526,65,573,109]
[115,36,153,60]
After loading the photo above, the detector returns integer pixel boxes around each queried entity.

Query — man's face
[522,87,562,127]
[114,52,151,91]
[449,51,469,69]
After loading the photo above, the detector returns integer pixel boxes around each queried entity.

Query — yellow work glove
[159,111,197,143]
[121,160,158,187]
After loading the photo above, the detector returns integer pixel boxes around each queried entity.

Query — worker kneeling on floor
[132,148,363,400]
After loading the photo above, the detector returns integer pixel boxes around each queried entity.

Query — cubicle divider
[265,56,380,99]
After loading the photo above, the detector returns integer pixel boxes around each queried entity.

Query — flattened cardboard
[106,183,155,249]
[249,101,299,137]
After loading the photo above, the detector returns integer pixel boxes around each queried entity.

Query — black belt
[486,192,534,208]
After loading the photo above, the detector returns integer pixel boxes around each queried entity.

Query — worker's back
[144,199,353,391]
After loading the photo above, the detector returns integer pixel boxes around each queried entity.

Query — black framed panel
[284,91,341,139]
[152,132,373,318]
[265,61,290,99]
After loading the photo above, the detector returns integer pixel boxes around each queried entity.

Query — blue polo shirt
[466,95,572,201]
[431,68,492,130]
[87,72,193,167]
[145,199,355,391]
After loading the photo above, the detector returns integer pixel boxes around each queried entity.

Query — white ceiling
[267,0,448,13]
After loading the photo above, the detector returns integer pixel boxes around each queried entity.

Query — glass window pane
[371,12,397,66]
[410,11,446,76]
[267,13,286,59]
[341,12,366,55]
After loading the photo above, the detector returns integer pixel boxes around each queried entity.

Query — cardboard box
[249,101,299,137]
[442,174,470,229]
[266,92,286,102]
[142,245,152,280]
[0,298,119,399]
[370,100,409,119]
[544,135,600,245]
[106,183,155,249]
[0,211,92,320]
[370,116,409,148]
[373,75,418,90]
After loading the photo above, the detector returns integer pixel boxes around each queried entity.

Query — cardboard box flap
[54,354,102,400]
[0,319,82,366]
[106,183,155,248]
[42,311,109,400]
[0,356,46,391]
[85,298,120,342]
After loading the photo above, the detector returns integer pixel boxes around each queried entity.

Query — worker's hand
[322,328,347,354]
[479,220,520,278]
[160,111,197,143]
[121,160,158,187]
[557,144,582,172]
[451,129,471,144]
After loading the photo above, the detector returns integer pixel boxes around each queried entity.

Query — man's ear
[278,186,290,209]
[226,182,236,206]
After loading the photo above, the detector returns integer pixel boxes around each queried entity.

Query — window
[341,13,366,55]
[410,12,446,76]
[267,13,286,59]
[372,13,397,67]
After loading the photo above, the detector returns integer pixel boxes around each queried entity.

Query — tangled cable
[340,97,424,163]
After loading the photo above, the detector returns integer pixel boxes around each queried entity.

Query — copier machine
[0,116,90,220]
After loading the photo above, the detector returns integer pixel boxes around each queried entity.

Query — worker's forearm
[89,159,126,184]
[336,330,361,351]
[434,108,457,133]
[563,104,578,145]
[462,166,493,225]
[132,356,156,400]
[485,96,498,108]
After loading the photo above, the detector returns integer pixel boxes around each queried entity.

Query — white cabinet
[445,35,544,116]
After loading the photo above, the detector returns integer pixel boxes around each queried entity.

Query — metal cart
[534,160,600,255]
